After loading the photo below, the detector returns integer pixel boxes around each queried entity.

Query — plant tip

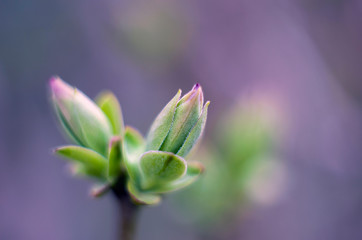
[193,83,200,90]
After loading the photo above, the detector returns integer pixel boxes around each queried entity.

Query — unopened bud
[50,77,112,156]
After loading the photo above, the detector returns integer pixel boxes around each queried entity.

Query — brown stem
[112,175,140,240]
[119,196,139,240]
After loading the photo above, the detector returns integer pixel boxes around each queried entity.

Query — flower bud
[50,77,112,156]
[146,84,209,157]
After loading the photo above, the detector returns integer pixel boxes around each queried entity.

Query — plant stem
[112,175,140,240]
[119,196,139,240]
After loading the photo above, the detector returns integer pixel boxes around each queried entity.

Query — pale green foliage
[146,84,209,158]
[151,162,204,193]
[159,85,203,153]
[51,77,112,156]
[140,151,187,189]
[96,91,124,136]
[127,181,161,205]
[107,137,123,182]
[146,90,181,151]
[55,145,108,180]
[50,77,209,205]
[177,101,210,157]
[123,126,146,186]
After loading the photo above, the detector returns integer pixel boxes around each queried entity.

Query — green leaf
[177,101,210,157]
[146,90,181,151]
[139,151,187,190]
[123,126,145,184]
[50,78,112,156]
[54,104,85,146]
[72,97,112,157]
[96,91,124,136]
[127,181,161,205]
[107,136,123,182]
[124,126,145,157]
[151,161,204,193]
[68,163,106,180]
[54,145,107,179]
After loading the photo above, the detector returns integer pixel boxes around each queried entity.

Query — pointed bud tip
[52,147,60,154]
[192,83,202,94]
[108,136,121,148]
[96,90,116,101]
[179,84,203,104]
[90,184,111,198]
[49,75,59,83]
[49,76,61,89]
[50,147,60,155]
[49,76,74,98]
[189,162,205,174]
[194,83,203,95]
[193,83,204,93]
[53,146,66,155]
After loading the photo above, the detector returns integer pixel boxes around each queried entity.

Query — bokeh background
[1,0,362,239]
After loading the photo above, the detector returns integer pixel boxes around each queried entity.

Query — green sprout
[49,76,209,239]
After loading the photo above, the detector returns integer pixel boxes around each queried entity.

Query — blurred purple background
[1,0,362,239]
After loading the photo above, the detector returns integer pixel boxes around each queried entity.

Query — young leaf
[151,161,204,193]
[96,91,124,135]
[124,126,145,157]
[54,104,85,146]
[146,90,181,151]
[54,145,107,179]
[160,85,203,154]
[177,101,210,157]
[50,77,112,157]
[68,163,106,180]
[139,151,187,190]
[123,126,145,184]
[108,136,123,182]
[127,181,161,205]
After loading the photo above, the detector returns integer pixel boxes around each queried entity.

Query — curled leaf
[96,91,124,136]
[55,145,107,180]
[152,161,204,193]
[127,181,161,205]
[139,151,187,190]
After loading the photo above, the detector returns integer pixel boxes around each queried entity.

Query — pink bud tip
[49,76,59,89]
[193,83,200,90]
[108,136,121,148]
[49,76,73,98]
